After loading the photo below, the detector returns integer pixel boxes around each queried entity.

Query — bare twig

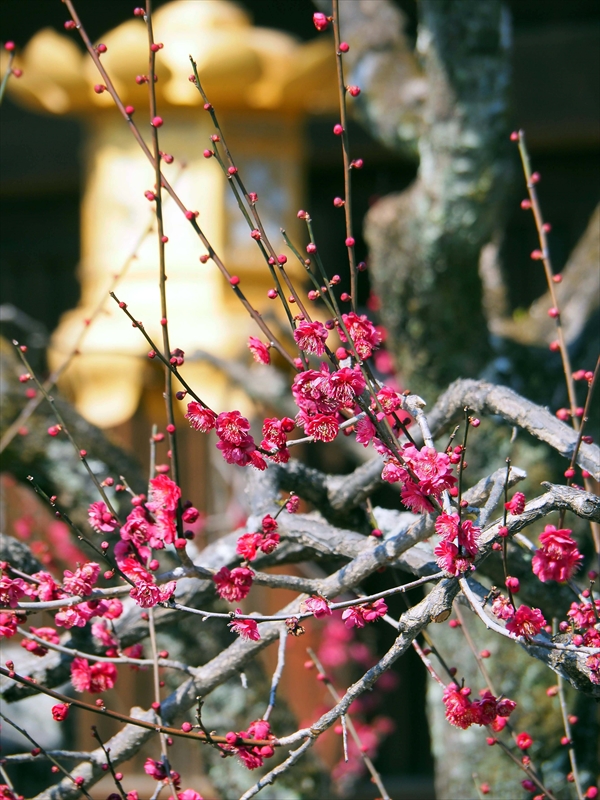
[263,627,288,721]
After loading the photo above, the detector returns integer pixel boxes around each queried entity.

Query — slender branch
[0,710,93,799]
[110,292,210,409]
[63,0,296,368]
[90,727,127,800]
[144,1,182,547]
[0,667,271,747]
[460,578,600,656]
[554,617,584,800]
[12,342,119,519]
[0,50,15,104]
[516,131,578,424]
[263,626,287,721]
[238,738,314,800]
[16,626,195,673]
[1,752,96,764]
[306,647,391,800]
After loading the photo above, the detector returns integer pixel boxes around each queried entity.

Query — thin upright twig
[0,710,93,800]
[263,626,288,721]
[306,648,391,800]
[332,0,358,311]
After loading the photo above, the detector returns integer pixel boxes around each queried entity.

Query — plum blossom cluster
[0,559,126,634]
[532,525,583,583]
[236,514,280,561]
[505,491,526,515]
[491,596,547,638]
[185,405,267,469]
[434,513,480,576]
[260,416,295,463]
[292,361,366,442]
[214,566,254,603]
[89,477,196,609]
[442,683,516,730]
[144,758,182,792]
[382,443,457,514]
[303,595,332,618]
[567,598,600,648]
[70,657,117,694]
[341,598,388,628]
[228,610,260,641]
[222,718,275,770]
[20,626,59,657]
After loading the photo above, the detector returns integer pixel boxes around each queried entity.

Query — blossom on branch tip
[286,495,300,513]
[505,492,526,515]
[185,402,216,433]
[506,605,546,637]
[88,501,118,533]
[247,336,271,364]
[214,566,254,602]
[130,580,175,608]
[70,657,117,693]
[304,595,332,618]
[229,612,260,641]
[342,599,387,628]
[339,312,382,359]
[51,703,70,721]
[532,525,582,582]
[293,321,329,355]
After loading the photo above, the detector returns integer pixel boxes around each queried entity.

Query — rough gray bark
[364,0,513,393]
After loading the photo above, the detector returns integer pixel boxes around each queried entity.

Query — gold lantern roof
[3,1,337,116]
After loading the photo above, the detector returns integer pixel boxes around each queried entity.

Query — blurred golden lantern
[4,0,336,427]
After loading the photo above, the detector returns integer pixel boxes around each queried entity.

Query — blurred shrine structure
[3,0,336,430]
